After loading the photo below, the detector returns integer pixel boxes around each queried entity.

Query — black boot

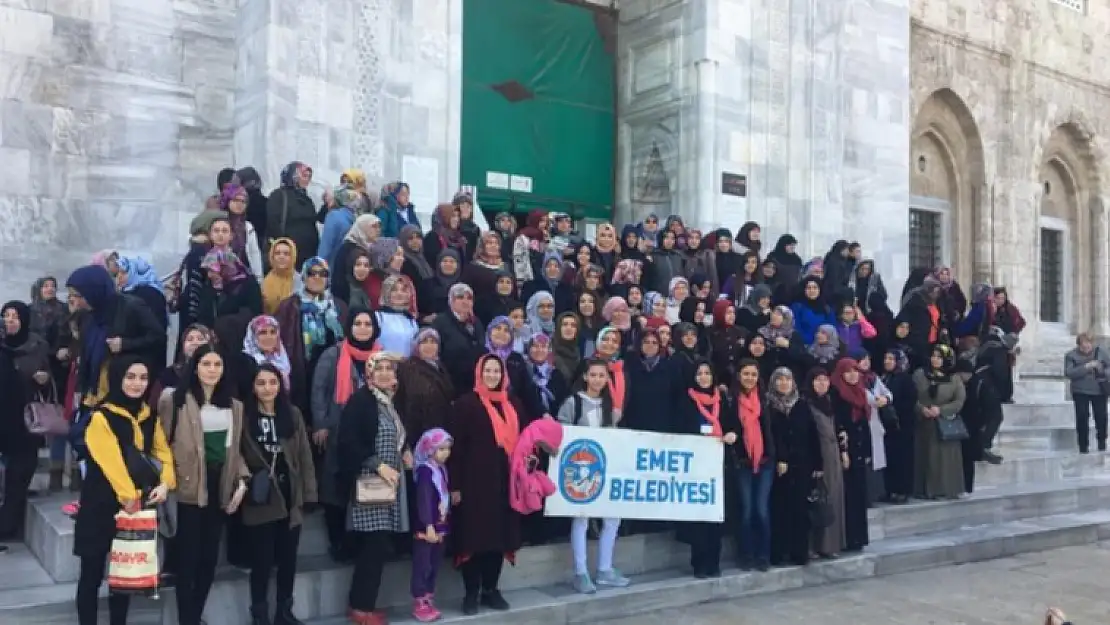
[462,594,479,615]
[274,599,304,625]
[250,603,272,625]
[480,589,510,610]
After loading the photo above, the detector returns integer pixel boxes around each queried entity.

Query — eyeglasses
[645,218,657,224]
[307,270,329,278]
[538,303,555,309]
[454,293,474,300]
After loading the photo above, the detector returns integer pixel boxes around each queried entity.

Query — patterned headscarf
[766,367,800,413]
[220,183,250,258]
[341,168,367,193]
[611,259,643,286]
[200,248,249,290]
[758,305,795,342]
[412,327,441,365]
[379,181,411,211]
[525,291,556,339]
[279,161,311,196]
[243,315,292,388]
[296,257,344,358]
[345,213,381,249]
[807,323,841,362]
[116,255,162,294]
[368,237,401,272]
[643,291,664,318]
[334,184,362,209]
[486,315,515,361]
[414,427,452,516]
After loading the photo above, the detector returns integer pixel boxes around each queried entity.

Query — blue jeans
[48,435,69,463]
[735,465,773,563]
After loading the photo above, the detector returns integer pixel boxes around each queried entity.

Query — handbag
[935,415,970,442]
[355,474,397,505]
[24,386,69,436]
[1094,348,1110,396]
[107,508,160,595]
[249,450,279,506]
[807,479,834,529]
[877,404,899,431]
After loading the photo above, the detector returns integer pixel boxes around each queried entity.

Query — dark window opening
[1040,228,1064,323]
[909,209,943,271]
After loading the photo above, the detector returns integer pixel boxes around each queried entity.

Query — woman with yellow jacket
[74,354,175,625]
[159,343,251,625]
[262,238,301,315]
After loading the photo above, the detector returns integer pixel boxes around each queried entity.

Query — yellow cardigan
[85,402,177,505]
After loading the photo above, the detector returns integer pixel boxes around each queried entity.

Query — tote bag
[24,386,69,436]
[107,508,160,595]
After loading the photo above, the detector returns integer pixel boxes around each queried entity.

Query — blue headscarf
[117,255,162,294]
[66,265,118,393]
[296,257,344,358]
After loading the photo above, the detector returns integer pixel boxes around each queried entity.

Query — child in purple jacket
[411,428,453,622]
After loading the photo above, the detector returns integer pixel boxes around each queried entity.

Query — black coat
[329,240,361,306]
[0,350,27,454]
[266,187,319,266]
[196,277,264,351]
[510,359,570,421]
[621,355,676,433]
[895,291,936,370]
[431,313,486,398]
[768,400,821,475]
[74,294,166,398]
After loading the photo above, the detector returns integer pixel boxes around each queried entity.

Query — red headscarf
[712,299,734,329]
[830,358,870,422]
[473,354,520,456]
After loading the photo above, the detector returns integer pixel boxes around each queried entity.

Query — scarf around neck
[737,389,765,471]
[687,387,722,437]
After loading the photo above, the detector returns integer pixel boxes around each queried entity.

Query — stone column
[694,58,719,232]
[974,182,994,284]
[1092,196,1110,337]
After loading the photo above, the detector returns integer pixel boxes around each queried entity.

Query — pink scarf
[509,419,564,514]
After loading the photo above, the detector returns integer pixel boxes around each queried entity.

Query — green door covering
[460,0,615,221]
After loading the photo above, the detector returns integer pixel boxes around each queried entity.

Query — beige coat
[158,392,250,508]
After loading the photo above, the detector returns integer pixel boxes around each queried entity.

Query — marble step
[16,476,1110,622]
[975,450,1110,487]
[1012,375,1068,403]
[994,425,1078,453]
[1002,402,1074,428]
[294,509,1110,625]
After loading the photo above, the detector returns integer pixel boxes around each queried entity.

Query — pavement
[594,543,1110,625]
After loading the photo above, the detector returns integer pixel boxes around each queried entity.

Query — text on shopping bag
[545,426,724,522]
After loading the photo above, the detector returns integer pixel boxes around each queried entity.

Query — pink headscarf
[509,418,564,514]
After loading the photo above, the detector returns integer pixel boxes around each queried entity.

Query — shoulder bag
[249,447,279,506]
[355,474,397,505]
[935,414,970,442]
[24,384,69,436]
[807,478,834,529]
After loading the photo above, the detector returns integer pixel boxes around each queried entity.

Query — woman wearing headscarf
[375,275,420,357]
[319,185,363,271]
[474,268,519,327]
[375,181,421,239]
[855,350,892,504]
[620,328,674,434]
[681,229,719,298]
[275,258,347,418]
[261,238,301,315]
[396,328,454,450]
[648,230,686,297]
[552,312,582,384]
[592,223,621,281]
[73,355,174,625]
[765,367,820,566]
[620,224,647,264]
[419,248,461,319]
[736,283,771,336]
[454,190,483,260]
[311,309,380,563]
[423,203,470,269]
[337,352,411,624]
[721,251,762,307]
[804,367,846,558]
[759,305,808,378]
[446,354,531,614]
[432,283,486,396]
[221,183,264,276]
[821,240,854,306]
[115,255,170,372]
[807,323,842,373]
[608,258,643,302]
[661,215,687,250]
[197,244,264,349]
[267,161,319,265]
[734,221,761,255]
[342,247,374,312]
[829,358,872,552]
[236,166,269,246]
[399,224,435,287]
[331,214,382,306]
[913,344,966,499]
[30,276,70,376]
[465,232,513,302]
[933,266,968,329]
[766,234,803,288]
[518,333,568,425]
[664,276,689,325]
[898,276,943,371]
[881,348,917,503]
[363,237,409,312]
[709,299,748,378]
[524,290,558,342]
[522,251,575,314]
[573,262,607,304]
[0,301,51,539]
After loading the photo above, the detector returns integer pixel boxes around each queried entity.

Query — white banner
[545,426,724,522]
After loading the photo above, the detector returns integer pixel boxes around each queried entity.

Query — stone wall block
[0,99,53,151]
[0,6,53,57]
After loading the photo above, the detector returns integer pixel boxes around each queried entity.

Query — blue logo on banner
[558,439,607,504]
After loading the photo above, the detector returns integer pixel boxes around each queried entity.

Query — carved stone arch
[630,121,679,223]
[1037,123,1101,331]
[910,88,987,285]
[1031,111,1105,197]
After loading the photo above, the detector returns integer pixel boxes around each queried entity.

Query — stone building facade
[0,0,1105,360]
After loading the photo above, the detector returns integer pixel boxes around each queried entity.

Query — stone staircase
[4,373,1107,625]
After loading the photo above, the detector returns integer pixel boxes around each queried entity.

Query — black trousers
[769,472,811,565]
[460,551,504,596]
[249,518,301,606]
[324,503,350,553]
[1073,393,1108,451]
[0,447,37,538]
[961,438,977,493]
[687,521,721,574]
[76,550,131,625]
[175,468,226,625]
[225,508,252,568]
[349,531,389,611]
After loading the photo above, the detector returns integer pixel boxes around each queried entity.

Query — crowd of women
[0,162,1032,625]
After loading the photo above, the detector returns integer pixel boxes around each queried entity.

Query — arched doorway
[909,89,986,286]
[1036,124,1099,331]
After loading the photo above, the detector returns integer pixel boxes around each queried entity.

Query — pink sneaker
[412,595,441,622]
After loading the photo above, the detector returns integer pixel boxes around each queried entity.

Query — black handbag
[248,450,278,506]
[1095,348,1110,396]
[878,404,899,431]
[935,415,970,442]
[807,479,834,529]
